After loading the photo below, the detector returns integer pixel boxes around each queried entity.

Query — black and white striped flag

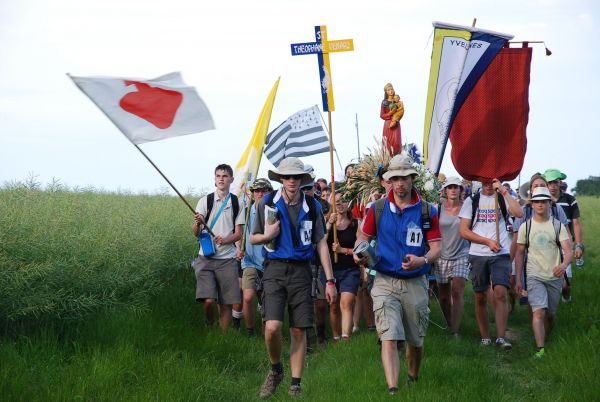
[263,105,330,167]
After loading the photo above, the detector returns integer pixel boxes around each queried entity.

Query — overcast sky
[1,0,598,195]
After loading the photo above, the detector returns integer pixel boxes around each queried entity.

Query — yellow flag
[230,78,280,198]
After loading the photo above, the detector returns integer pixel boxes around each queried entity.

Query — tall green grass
[0,183,198,325]
[1,192,599,401]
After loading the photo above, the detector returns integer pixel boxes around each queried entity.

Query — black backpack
[206,192,240,233]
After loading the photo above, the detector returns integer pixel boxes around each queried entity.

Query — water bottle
[575,258,584,269]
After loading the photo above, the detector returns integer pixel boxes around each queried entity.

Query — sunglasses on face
[281,174,303,180]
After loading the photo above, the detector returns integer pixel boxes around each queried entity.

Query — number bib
[300,221,313,246]
[406,223,423,247]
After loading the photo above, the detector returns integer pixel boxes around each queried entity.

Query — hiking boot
[259,370,284,399]
[495,338,512,350]
[480,338,492,346]
[534,347,545,359]
[288,384,301,397]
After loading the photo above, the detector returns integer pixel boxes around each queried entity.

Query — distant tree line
[574,176,600,196]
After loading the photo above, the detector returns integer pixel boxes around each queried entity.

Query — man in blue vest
[354,154,441,394]
[250,157,337,399]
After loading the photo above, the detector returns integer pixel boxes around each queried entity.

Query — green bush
[0,185,198,324]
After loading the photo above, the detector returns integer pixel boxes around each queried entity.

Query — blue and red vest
[264,190,320,261]
[374,198,434,278]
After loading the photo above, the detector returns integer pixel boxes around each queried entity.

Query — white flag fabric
[69,72,215,144]
[264,105,330,167]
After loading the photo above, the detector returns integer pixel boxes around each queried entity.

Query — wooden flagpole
[133,144,216,237]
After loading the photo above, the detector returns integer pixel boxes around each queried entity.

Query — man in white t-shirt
[459,179,523,349]
[192,164,245,331]
[514,187,572,358]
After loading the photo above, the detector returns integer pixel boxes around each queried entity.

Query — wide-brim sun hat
[542,168,567,182]
[268,157,313,185]
[529,186,552,201]
[382,154,418,180]
[442,176,463,189]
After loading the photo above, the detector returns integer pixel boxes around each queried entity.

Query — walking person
[237,178,273,336]
[514,187,572,358]
[434,177,470,335]
[192,164,244,332]
[324,191,361,341]
[354,154,441,394]
[250,157,337,399]
[459,179,523,348]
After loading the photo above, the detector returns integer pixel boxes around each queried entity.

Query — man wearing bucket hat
[354,153,441,394]
[543,168,584,303]
[250,157,337,399]
[514,187,572,358]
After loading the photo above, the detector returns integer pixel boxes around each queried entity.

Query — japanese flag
[69,72,215,144]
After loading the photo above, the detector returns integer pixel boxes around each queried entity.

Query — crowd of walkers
[191,156,585,398]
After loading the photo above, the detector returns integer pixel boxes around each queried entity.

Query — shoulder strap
[497,194,509,224]
[374,198,387,234]
[469,193,480,229]
[421,201,431,231]
[524,204,533,221]
[550,201,558,218]
[231,193,240,222]
[525,218,532,251]
[206,192,215,222]
[305,194,319,244]
[209,193,231,230]
[552,217,563,263]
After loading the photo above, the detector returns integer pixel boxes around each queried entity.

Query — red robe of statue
[380,100,402,155]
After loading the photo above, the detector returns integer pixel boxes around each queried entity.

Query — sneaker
[495,338,512,350]
[388,387,399,395]
[534,347,545,359]
[562,296,572,304]
[481,338,492,346]
[259,370,284,399]
[352,326,360,334]
[232,317,241,329]
[407,375,419,384]
[288,384,301,397]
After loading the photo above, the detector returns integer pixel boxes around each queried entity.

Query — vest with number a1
[264,191,320,261]
[374,199,430,278]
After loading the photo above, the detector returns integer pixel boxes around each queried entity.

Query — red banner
[449,47,532,182]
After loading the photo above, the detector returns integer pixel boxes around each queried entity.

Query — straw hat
[268,157,313,185]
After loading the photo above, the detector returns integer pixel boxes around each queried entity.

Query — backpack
[469,192,510,230]
[265,190,319,245]
[206,192,240,233]
[373,197,432,234]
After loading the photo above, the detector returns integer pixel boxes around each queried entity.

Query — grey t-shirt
[439,207,469,260]
[252,191,325,242]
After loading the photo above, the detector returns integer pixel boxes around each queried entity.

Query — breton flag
[422,22,513,174]
[69,72,215,144]
[230,78,280,198]
[263,105,329,167]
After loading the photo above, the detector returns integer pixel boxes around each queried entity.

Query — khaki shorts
[193,256,241,305]
[527,276,563,314]
[242,267,262,290]
[370,273,430,347]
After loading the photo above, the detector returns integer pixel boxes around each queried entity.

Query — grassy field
[1,188,599,401]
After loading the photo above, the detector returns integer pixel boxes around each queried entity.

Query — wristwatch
[326,278,336,285]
